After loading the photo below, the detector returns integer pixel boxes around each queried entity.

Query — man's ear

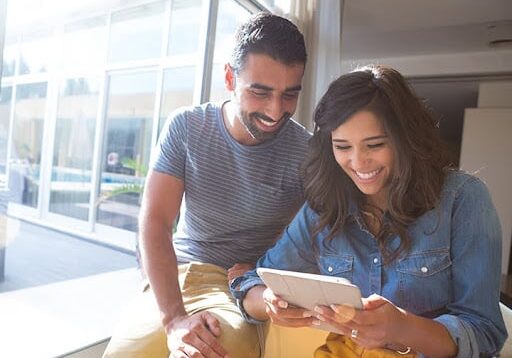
[224,63,236,91]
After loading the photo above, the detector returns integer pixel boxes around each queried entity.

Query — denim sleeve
[230,204,319,323]
[431,314,479,358]
[440,176,507,356]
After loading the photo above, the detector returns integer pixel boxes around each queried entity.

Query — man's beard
[239,111,291,143]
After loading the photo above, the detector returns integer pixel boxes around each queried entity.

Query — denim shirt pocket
[396,249,452,314]
[318,255,354,283]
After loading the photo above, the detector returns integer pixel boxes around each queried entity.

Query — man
[103,12,310,358]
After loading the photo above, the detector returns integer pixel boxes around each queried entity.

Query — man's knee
[209,309,261,358]
[102,290,168,358]
[103,329,168,358]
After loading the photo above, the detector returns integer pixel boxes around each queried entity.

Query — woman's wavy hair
[303,65,453,263]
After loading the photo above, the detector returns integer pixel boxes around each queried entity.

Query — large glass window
[159,66,195,130]
[96,71,156,232]
[1,44,16,77]
[108,2,165,63]
[10,82,47,207]
[167,0,203,57]
[19,32,54,75]
[0,87,12,176]
[209,0,250,102]
[49,78,100,220]
[62,17,107,73]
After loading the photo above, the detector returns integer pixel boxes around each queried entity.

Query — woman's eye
[368,143,385,149]
[334,145,351,150]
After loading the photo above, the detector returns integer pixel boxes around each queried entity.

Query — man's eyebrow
[249,83,302,92]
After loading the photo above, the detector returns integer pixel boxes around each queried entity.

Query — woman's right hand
[262,287,316,327]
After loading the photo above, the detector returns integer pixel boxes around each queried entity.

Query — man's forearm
[140,221,186,328]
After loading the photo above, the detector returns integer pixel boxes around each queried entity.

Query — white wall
[459,81,512,274]
[341,49,512,77]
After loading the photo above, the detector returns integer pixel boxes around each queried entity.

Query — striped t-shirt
[152,102,311,269]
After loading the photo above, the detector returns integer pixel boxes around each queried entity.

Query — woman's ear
[224,63,236,92]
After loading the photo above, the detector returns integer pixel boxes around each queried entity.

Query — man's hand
[227,263,253,282]
[166,312,229,358]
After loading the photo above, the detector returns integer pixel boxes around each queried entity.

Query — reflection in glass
[97,72,156,232]
[49,78,100,220]
[62,17,107,73]
[2,44,16,77]
[10,83,47,207]
[108,2,165,63]
[19,34,53,75]
[168,0,203,56]
[159,66,195,131]
[209,0,250,102]
[0,87,13,175]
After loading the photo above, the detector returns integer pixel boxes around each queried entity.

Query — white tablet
[257,267,363,332]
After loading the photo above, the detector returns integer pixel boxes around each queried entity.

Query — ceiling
[339,0,512,164]
[340,0,512,60]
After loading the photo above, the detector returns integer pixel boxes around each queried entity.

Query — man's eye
[283,92,299,100]
[252,91,268,97]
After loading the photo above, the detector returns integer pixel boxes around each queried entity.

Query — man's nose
[265,97,284,122]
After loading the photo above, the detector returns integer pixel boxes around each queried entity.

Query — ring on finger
[350,328,358,338]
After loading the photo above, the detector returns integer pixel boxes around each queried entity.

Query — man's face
[225,53,304,145]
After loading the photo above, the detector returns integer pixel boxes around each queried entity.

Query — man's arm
[139,170,227,358]
[139,169,185,326]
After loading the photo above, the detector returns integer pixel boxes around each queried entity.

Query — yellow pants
[102,262,260,358]
[315,333,418,358]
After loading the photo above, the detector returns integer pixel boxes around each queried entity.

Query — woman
[231,65,507,357]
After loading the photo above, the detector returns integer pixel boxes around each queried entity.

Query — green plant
[97,158,147,206]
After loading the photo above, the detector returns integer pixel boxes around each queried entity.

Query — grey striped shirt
[152,102,311,269]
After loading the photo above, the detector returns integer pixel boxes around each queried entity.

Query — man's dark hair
[230,12,307,74]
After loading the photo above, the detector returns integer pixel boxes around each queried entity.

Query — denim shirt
[231,171,507,357]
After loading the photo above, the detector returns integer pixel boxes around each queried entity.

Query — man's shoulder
[279,118,312,146]
[164,102,221,132]
[170,102,221,120]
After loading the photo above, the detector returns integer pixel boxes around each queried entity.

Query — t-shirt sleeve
[150,109,188,179]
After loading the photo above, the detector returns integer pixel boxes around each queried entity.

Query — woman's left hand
[315,294,407,350]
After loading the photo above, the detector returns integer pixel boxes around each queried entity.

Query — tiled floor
[0,219,137,292]
[0,218,142,357]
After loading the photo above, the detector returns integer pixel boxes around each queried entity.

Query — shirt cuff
[433,314,478,358]
[229,275,267,325]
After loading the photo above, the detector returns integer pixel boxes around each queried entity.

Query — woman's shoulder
[442,169,491,201]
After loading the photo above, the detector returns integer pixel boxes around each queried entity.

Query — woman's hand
[315,294,407,350]
[262,287,316,328]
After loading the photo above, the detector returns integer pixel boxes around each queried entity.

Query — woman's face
[331,110,395,209]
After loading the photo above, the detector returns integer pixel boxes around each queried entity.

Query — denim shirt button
[373,258,379,264]
[421,266,428,273]
[327,266,333,272]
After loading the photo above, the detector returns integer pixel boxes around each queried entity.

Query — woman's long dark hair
[303,65,453,263]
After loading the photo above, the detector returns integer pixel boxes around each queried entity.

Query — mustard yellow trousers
[102,262,260,358]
